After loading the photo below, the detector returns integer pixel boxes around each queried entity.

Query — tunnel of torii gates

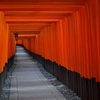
[0,0,100,100]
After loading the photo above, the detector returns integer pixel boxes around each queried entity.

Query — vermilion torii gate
[0,0,100,100]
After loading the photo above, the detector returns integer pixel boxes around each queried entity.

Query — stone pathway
[9,46,67,100]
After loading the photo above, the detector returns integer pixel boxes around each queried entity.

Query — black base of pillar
[0,66,7,95]
[0,55,14,95]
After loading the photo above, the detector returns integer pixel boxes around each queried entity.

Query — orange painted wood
[8,0,100,82]
[0,12,16,72]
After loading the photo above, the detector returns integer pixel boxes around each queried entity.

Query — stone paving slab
[9,46,67,100]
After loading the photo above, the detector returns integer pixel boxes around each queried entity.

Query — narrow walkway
[9,46,67,100]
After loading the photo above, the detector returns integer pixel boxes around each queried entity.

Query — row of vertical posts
[0,12,16,94]
[0,12,16,73]
[17,0,100,100]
